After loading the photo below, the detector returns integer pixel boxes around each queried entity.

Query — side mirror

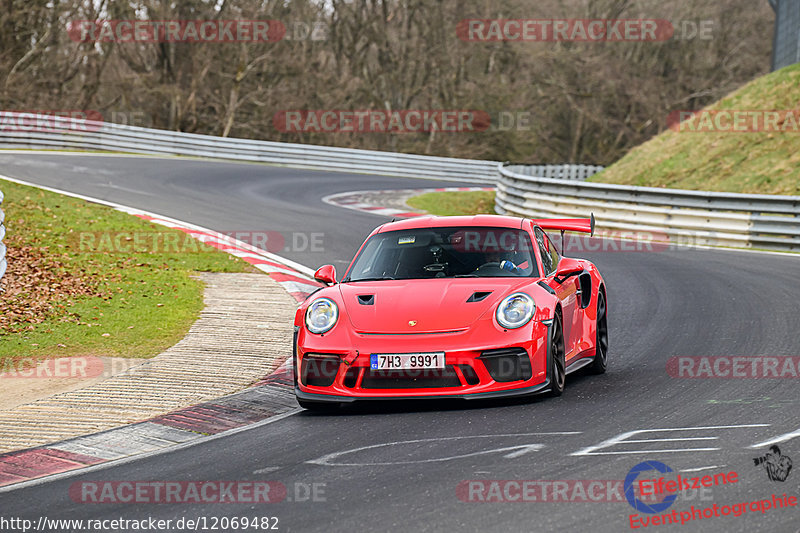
[314,265,337,285]
[554,258,583,282]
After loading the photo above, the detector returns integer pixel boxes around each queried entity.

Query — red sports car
[293,214,608,410]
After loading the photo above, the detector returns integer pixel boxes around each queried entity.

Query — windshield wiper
[454,273,478,277]
[347,276,396,282]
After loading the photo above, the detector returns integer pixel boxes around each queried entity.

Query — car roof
[376,214,526,233]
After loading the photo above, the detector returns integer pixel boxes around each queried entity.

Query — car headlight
[305,297,339,334]
[496,292,535,329]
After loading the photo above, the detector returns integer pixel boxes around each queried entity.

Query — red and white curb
[322,187,492,218]
[127,212,322,303]
[0,174,312,490]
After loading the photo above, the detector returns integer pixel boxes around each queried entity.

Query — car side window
[534,227,554,276]
[545,233,560,273]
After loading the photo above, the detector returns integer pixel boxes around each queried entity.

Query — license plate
[370,352,445,370]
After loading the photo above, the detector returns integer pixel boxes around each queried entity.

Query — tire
[297,399,341,413]
[548,313,566,396]
[588,291,608,375]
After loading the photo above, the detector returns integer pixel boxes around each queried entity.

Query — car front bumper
[294,318,553,402]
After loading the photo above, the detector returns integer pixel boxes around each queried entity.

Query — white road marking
[678,465,725,473]
[310,443,544,466]
[307,432,578,466]
[95,182,158,197]
[574,448,721,455]
[624,437,719,443]
[253,467,282,474]
[749,427,800,449]
[502,444,545,458]
[571,424,770,456]
[270,279,322,295]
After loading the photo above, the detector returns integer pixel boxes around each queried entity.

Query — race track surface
[0,153,798,532]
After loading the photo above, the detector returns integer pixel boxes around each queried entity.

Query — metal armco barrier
[496,164,800,252]
[0,188,6,283]
[0,112,603,185]
[0,112,498,183]
[504,163,604,181]
[3,112,797,253]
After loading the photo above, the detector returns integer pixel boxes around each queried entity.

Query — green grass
[0,178,254,360]
[406,190,497,216]
[590,63,800,195]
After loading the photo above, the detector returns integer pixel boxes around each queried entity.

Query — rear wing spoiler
[532,214,595,236]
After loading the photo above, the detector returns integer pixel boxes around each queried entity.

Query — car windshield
[345,226,539,281]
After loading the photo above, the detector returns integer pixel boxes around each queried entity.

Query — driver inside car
[477,248,532,275]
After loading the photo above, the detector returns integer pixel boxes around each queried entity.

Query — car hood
[338,278,532,334]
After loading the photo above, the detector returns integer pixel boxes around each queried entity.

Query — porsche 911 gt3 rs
[293,214,608,410]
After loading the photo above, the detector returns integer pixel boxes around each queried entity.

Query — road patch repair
[0,176,321,488]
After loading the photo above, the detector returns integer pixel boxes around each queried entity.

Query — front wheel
[588,291,608,374]
[548,313,566,396]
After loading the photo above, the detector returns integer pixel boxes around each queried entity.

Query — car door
[535,228,579,358]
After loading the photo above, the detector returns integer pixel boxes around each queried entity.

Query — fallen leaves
[0,235,102,334]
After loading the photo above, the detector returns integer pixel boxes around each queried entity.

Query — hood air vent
[466,291,492,303]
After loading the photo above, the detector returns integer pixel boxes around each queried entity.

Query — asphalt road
[0,153,799,533]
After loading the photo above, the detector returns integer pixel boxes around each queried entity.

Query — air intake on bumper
[478,347,533,382]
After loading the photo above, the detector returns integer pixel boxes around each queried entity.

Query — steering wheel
[475,261,502,272]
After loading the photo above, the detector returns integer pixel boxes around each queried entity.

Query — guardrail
[504,163,604,181]
[0,188,6,284]
[496,164,800,252]
[10,112,796,252]
[0,112,499,183]
[0,113,605,185]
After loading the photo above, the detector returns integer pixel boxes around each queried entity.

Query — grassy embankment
[408,63,800,215]
[590,63,800,195]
